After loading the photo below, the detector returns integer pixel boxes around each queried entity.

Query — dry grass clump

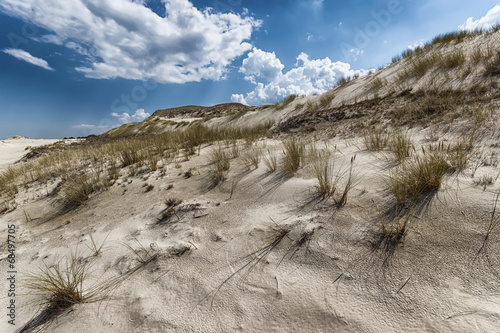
[319,93,335,109]
[60,174,96,209]
[314,155,357,205]
[388,137,473,206]
[263,149,278,172]
[314,158,335,199]
[276,94,297,110]
[363,127,388,152]
[441,49,466,69]
[389,149,452,206]
[484,52,500,76]
[208,146,231,185]
[432,138,474,172]
[24,253,101,312]
[242,148,261,170]
[281,137,305,177]
[389,131,413,164]
[0,167,19,210]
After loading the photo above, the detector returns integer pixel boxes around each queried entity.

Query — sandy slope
[1,129,499,333]
[0,138,60,171]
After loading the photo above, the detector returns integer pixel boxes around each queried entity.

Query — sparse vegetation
[363,127,388,152]
[389,131,413,164]
[314,155,356,205]
[24,252,102,315]
[263,149,278,172]
[276,94,297,110]
[281,137,305,177]
[389,148,452,206]
[319,93,335,109]
[208,146,231,185]
[242,148,261,170]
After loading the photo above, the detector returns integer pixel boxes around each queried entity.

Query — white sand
[1,130,499,332]
[0,137,60,170]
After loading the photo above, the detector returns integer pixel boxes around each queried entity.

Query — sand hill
[1,28,500,332]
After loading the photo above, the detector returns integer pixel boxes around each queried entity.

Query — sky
[0,1,499,139]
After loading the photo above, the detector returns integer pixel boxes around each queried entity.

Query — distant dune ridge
[1,27,500,332]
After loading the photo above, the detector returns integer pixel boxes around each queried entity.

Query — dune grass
[314,155,357,205]
[242,148,261,170]
[24,252,102,311]
[389,131,413,164]
[281,137,305,177]
[208,146,231,186]
[263,149,278,172]
[389,148,452,206]
[363,127,388,152]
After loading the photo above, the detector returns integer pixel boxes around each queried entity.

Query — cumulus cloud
[459,4,500,31]
[239,47,284,83]
[3,48,54,71]
[232,49,368,105]
[112,108,150,124]
[0,0,261,83]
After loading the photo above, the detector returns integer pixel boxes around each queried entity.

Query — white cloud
[112,108,150,124]
[408,40,424,51]
[72,108,151,136]
[232,49,369,105]
[239,47,284,83]
[0,0,261,83]
[2,48,54,71]
[459,4,500,31]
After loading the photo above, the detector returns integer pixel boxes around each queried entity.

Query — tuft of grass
[208,146,231,186]
[441,50,466,69]
[276,94,297,110]
[61,174,95,209]
[144,184,155,192]
[165,197,183,207]
[484,54,500,76]
[24,252,102,312]
[242,148,261,170]
[319,93,335,109]
[367,77,386,91]
[363,127,388,152]
[389,131,413,164]
[389,149,452,206]
[313,155,357,205]
[281,137,305,177]
[314,158,336,199]
[263,149,278,172]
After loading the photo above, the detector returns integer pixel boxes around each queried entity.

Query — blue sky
[0,0,499,139]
